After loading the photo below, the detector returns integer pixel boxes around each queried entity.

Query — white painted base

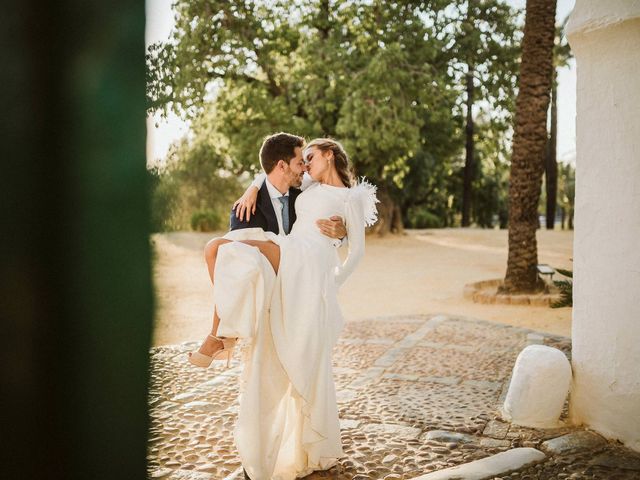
[410,448,546,480]
[502,345,572,428]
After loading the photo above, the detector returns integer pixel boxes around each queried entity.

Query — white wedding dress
[213,177,377,480]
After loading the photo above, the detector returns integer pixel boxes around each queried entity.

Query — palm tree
[455,0,520,228]
[500,0,556,293]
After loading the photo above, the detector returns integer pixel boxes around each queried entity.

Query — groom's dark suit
[229,182,302,234]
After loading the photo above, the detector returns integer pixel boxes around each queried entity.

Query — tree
[331,1,459,234]
[471,117,511,228]
[545,19,573,229]
[149,107,244,231]
[443,0,521,227]
[147,0,453,233]
[500,0,556,293]
[146,0,523,234]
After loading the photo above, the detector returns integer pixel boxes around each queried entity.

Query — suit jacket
[229,182,301,234]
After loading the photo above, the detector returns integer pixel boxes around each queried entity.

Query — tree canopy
[147,0,523,233]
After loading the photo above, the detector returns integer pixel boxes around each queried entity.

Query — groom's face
[284,147,306,188]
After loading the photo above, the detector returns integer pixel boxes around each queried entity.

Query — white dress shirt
[264,178,289,236]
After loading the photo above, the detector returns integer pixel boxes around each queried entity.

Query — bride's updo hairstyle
[305,138,355,188]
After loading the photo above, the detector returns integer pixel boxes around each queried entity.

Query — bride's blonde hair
[305,138,355,187]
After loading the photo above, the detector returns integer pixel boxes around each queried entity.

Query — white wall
[566,0,640,452]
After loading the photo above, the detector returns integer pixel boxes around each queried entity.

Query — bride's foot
[188,334,237,368]
[197,334,224,357]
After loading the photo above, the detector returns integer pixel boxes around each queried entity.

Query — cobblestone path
[148,315,640,479]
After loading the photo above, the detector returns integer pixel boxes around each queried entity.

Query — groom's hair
[260,132,305,174]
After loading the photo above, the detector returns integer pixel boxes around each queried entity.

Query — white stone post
[502,345,572,428]
[566,0,640,452]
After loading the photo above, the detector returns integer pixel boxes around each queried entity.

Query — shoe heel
[209,336,236,369]
[221,339,235,369]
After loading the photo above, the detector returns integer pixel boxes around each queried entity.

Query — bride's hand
[233,186,259,222]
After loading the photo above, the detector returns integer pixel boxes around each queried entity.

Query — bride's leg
[204,237,235,340]
[191,238,278,362]
[204,238,233,284]
[238,240,281,274]
[194,238,233,358]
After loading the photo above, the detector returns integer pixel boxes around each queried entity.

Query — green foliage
[190,209,222,232]
[406,206,445,229]
[555,268,572,278]
[149,169,181,232]
[337,44,424,184]
[148,109,245,232]
[399,150,460,228]
[214,83,306,172]
[551,268,573,308]
[470,119,511,228]
[146,0,524,230]
[446,0,523,121]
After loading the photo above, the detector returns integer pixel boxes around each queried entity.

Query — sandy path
[151,228,573,346]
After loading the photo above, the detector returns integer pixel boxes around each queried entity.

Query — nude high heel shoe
[188,335,237,368]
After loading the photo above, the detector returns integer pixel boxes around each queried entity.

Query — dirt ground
[151,228,573,346]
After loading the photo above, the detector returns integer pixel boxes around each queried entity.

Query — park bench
[537,264,556,283]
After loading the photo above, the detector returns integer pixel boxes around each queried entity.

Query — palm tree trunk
[545,70,558,229]
[501,0,556,293]
[462,68,475,227]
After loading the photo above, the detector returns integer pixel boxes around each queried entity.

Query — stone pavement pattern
[147,315,640,479]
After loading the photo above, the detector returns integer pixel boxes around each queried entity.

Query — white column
[566,0,640,452]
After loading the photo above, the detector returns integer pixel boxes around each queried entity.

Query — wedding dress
[213,176,377,480]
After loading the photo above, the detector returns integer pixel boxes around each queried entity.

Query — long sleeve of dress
[334,181,379,286]
[250,172,267,190]
[334,192,366,287]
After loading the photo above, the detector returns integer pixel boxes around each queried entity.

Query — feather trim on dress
[349,177,379,227]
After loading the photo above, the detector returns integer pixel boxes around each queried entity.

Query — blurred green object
[1,1,151,478]
[191,209,223,232]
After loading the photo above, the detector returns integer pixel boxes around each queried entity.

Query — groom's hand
[316,216,346,239]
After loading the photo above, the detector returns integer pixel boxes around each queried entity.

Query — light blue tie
[278,195,290,234]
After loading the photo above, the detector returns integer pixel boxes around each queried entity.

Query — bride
[189,137,377,480]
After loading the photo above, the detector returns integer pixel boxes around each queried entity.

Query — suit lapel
[288,187,301,228]
[257,182,279,234]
